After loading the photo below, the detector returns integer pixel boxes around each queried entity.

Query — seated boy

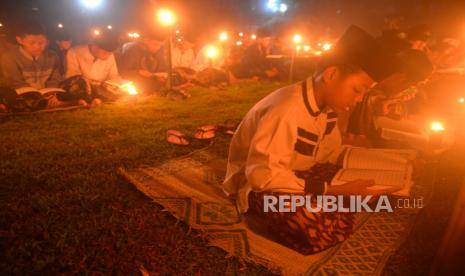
[223,26,400,254]
[229,27,280,80]
[0,21,64,112]
[119,30,167,95]
[64,29,121,106]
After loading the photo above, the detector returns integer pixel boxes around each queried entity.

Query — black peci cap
[320,25,398,82]
[92,29,119,52]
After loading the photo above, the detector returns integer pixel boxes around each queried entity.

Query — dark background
[0,0,464,44]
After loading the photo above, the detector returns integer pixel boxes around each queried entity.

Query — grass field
[0,81,284,275]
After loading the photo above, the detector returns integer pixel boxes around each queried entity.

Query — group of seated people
[0,20,285,113]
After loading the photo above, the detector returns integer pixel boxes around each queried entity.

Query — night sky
[1,0,465,43]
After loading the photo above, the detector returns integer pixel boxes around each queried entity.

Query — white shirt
[172,47,195,69]
[65,45,119,82]
[223,78,343,213]
[193,43,226,72]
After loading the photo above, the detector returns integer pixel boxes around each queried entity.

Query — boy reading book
[0,20,67,112]
[223,26,401,255]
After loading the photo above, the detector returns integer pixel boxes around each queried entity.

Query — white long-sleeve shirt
[193,43,226,72]
[223,77,343,213]
[172,47,195,69]
[65,45,119,82]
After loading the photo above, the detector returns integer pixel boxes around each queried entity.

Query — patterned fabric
[248,191,355,255]
[119,144,434,275]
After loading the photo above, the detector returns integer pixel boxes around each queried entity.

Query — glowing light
[459,97,464,103]
[279,3,288,13]
[304,45,311,52]
[81,0,103,9]
[128,33,134,38]
[266,0,279,12]
[133,33,140,38]
[238,32,244,37]
[295,45,301,51]
[58,23,63,28]
[430,121,445,132]
[175,30,180,34]
[219,31,228,42]
[317,42,322,47]
[322,43,332,51]
[236,41,243,46]
[177,38,182,42]
[206,45,219,59]
[107,25,112,30]
[126,83,138,95]
[314,51,323,56]
[251,34,257,40]
[0,23,3,27]
[293,34,302,44]
[157,9,176,26]
[93,29,100,36]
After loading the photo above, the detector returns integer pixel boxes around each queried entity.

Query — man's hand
[327,179,401,196]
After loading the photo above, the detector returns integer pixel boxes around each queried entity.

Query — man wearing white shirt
[64,30,121,106]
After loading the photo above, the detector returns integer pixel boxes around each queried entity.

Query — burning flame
[322,43,332,51]
[206,45,219,59]
[219,31,228,42]
[157,9,176,26]
[293,34,302,44]
[126,83,138,95]
[430,121,445,132]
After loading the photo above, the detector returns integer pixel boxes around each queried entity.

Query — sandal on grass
[193,125,217,140]
[166,130,190,145]
[218,119,241,135]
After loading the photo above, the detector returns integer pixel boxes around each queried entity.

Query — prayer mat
[119,141,435,275]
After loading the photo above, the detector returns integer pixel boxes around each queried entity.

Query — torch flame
[219,31,228,42]
[293,34,302,44]
[206,45,218,59]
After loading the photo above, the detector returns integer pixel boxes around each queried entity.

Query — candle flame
[126,84,138,95]
[430,121,445,132]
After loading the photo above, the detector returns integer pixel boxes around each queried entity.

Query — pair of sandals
[166,119,240,146]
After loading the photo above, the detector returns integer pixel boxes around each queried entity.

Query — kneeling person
[223,26,400,254]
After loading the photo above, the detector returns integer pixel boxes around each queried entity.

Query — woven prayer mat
[119,142,434,275]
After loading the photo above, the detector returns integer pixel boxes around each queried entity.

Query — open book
[104,79,134,89]
[331,147,415,196]
[374,116,429,149]
[16,87,66,96]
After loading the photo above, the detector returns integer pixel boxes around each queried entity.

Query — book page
[39,87,66,94]
[104,79,133,89]
[374,116,423,134]
[15,87,38,95]
[380,128,428,147]
[331,168,410,189]
[343,147,411,171]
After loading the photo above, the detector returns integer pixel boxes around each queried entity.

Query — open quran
[331,147,415,196]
